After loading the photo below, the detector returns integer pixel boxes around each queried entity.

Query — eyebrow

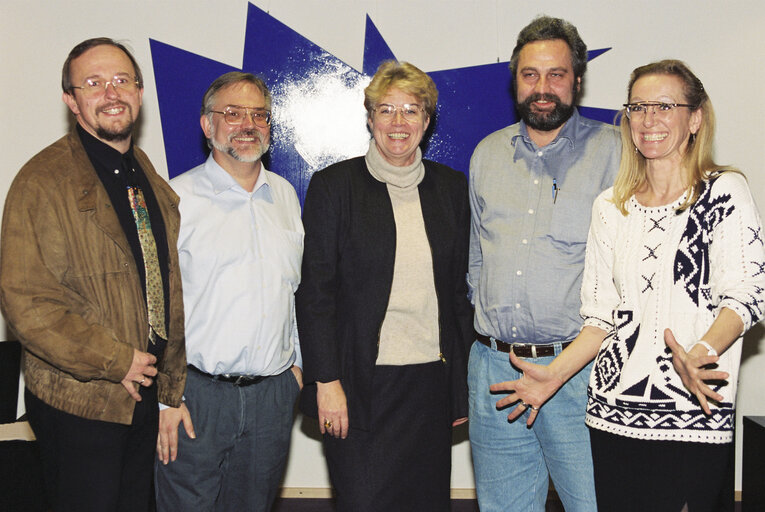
[519,66,569,73]
[225,104,268,110]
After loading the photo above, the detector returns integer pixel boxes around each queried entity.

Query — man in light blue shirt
[467,16,620,512]
[155,72,303,511]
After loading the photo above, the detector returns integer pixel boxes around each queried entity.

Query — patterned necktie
[127,185,166,343]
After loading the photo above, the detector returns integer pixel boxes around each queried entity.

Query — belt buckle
[233,375,249,386]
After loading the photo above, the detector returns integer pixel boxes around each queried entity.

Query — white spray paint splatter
[272,55,371,177]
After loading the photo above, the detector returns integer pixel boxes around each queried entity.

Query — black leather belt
[475,333,571,358]
[187,364,267,386]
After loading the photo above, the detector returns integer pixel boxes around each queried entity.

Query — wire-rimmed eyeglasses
[209,106,271,127]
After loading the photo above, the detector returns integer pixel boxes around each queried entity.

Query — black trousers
[25,386,158,512]
[590,427,733,512]
[323,361,452,512]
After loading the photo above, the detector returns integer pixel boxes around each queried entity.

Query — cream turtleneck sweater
[365,140,440,365]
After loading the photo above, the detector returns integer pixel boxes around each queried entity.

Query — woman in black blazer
[296,60,473,511]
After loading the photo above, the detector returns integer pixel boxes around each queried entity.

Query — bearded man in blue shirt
[154,72,303,512]
[467,16,620,512]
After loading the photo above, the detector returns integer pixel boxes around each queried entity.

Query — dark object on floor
[743,416,765,512]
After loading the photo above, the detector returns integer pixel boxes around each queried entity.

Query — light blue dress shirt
[171,154,303,376]
[468,109,620,344]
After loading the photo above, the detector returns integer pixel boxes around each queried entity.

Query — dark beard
[516,93,575,132]
[96,121,134,142]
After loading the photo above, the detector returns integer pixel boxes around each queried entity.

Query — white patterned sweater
[581,172,765,443]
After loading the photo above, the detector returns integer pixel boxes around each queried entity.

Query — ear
[575,76,582,94]
[62,91,80,116]
[423,114,431,132]
[201,113,212,139]
[367,116,374,133]
[689,108,702,135]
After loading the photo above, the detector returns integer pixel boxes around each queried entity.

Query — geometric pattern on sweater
[586,394,734,441]
[674,178,734,309]
[592,310,638,393]
[582,172,765,443]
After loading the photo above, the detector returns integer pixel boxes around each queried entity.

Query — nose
[533,75,550,94]
[103,80,119,98]
[642,107,657,127]
[392,109,406,124]
[240,109,257,128]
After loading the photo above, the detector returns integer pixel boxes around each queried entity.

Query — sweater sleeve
[707,172,765,332]
[580,189,621,333]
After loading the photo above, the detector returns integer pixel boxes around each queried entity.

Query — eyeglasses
[70,75,141,97]
[373,103,424,122]
[623,102,695,120]
[209,106,271,127]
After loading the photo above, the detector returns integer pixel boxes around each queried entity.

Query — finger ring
[530,404,539,411]
[520,401,528,408]
[139,378,146,384]
[324,419,333,429]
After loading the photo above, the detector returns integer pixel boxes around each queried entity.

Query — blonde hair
[612,60,732,215]
[364,60,438,118]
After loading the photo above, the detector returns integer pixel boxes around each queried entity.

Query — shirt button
[537,151,543,157]
[533,179,539,185]
[516,270,522,276]
[512,333,518,338]
[528,209,534,215]
[515,303,521,309]
[522,239,528,244]
[511,326,517,331]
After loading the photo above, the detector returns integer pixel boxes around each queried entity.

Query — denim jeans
[468,340,596,512]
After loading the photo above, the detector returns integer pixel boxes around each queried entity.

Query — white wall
[2,0,765,493]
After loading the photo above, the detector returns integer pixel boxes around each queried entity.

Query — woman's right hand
[490,351,564,426]
[317,380,349,438]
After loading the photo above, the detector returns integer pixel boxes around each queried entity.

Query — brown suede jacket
[0,127,186,425]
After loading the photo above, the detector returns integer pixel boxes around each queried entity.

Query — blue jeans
[468,340,596,512]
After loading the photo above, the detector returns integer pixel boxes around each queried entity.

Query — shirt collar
[77,123,135,171]
[203,153,272,200]
[512,108,581,151]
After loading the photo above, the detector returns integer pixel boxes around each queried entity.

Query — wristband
[692,340,718,356]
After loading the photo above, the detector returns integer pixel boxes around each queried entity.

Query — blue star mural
[150,2,616,203]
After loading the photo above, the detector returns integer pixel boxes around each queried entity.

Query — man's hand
[317,380,349,439]
[290,365,304,390]
[157,403,195,465]
[120,349,158,401]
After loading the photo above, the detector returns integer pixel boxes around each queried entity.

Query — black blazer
[296,156,473,431]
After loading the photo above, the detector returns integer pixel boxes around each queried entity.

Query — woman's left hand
[664,328,729,415]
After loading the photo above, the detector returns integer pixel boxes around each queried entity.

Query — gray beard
[210,130,269,163]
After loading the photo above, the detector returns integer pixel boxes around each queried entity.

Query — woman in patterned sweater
[490,60,765,511]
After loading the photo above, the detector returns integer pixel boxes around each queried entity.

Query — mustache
[522,93,562,106]
[99,101,130,112]
[228,129,263,142]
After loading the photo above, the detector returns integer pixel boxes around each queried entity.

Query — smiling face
[515,39,579,134]
[368,87,430,167]
[629,74,702,166]
[62,44,143,153]
[202,81,271,167]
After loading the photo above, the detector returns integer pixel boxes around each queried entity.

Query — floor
[272,497,565,511]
